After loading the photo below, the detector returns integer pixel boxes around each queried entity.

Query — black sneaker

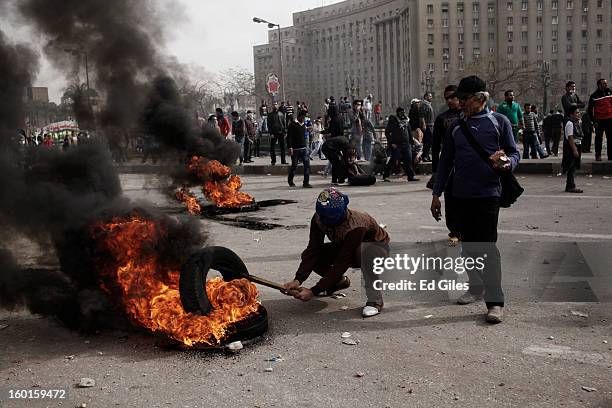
[288,182,296,187]
[303,184,313,188]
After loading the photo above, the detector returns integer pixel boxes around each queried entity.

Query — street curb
[115,160,612,175]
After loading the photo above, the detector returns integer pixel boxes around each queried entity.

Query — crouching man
[283,188,390,317]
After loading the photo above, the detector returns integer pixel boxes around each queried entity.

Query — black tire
[348,174,376,186]
[179,246,250,315]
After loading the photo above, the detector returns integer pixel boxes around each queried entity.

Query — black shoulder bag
[458,120,524,208]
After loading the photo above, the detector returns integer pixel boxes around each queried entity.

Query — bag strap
[458,120,494,170]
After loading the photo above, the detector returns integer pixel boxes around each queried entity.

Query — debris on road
[354,372,365,378]
[542,259,550,264]
[342,338,358,346]
[547,336,554,340]
[341,332,352,338]
[570,310,589,318]
[424,315,433,319]
[331,293,347,299]
[65,355,75,360]
[265,356,284,362]
[0,323,8,330]
[227,341,243,351]
[526,225,539,230]
[581,386,597,392]
[340,306,349,310]
[263,367,273,372]
[77,378,95,388]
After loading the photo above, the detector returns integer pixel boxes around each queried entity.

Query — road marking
[523,344,612,367]
[419,225,612,240]
[522,194,612,199]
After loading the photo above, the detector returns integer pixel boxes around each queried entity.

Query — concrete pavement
[1,173,611,408]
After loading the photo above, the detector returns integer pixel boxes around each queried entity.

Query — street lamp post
[542,60,551,114]
[253,17,286,103]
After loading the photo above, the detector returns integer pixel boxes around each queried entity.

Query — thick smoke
[0,1,223,329]
[0,29,38,140]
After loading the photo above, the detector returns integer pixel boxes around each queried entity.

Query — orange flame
[186,157,254,209]
[175,188,201,214]
[93,214,260,346]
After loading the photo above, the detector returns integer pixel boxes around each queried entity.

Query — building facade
[254,0,611,115]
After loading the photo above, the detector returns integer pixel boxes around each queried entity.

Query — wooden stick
[247,274,286,291]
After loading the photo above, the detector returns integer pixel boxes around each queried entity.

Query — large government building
[254,0,611,114]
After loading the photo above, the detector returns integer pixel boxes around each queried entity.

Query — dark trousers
[444,188,460,239]
[244,137,252,162]
[544,131,552,155]
[321,143,348,183]
[422,126,433,158]
[383,144,415,180]
[455,197,504,307]
[595,119,612,159]
[565,143,582,190]
[522,131,538,159]
[254,134,261,157]
[288,148,310,185]
[551,128,562,156]
[270,133,287,164]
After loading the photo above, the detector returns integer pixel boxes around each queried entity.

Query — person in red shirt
[374,100,382,125]
[215,108,231,138]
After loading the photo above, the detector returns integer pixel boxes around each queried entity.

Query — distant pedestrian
[561,81,585,117]
[587,79,612,161]
[420,92,434,162]
[215,108,231,138]
[363,94,373,120]
[231,111,246,165]
[267,101,288,165]
[244,111,256,163]
[287,110,312,188]
[374,100,382,125]
[497,90,524,143]
[562,104,584,193]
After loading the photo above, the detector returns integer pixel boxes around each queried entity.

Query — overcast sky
[2,0,342,103]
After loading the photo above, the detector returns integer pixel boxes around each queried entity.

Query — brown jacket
[295,209,389,292]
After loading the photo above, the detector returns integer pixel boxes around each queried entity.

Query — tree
[61,83,96,130]
[218,67,257,112]
[443,57,563,109]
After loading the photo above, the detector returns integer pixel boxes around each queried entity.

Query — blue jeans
[235,135,245,162]
[288,148,310,185]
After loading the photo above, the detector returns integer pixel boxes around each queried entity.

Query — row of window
[427,0,605,13]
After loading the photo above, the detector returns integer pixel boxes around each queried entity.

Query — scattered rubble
[341,332,352,338]
[581,386,597,392]
[570,310,589,318]
[77,378,95,388]
[227,341,243,351]
[342,339,358,346]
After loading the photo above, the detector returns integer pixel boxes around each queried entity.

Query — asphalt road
[1,172,611,408]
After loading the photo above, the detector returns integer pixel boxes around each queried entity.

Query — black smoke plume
[0,1,222,330]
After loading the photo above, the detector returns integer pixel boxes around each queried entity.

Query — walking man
[287,110,312,188]
[267,102,288,165]
[562,104,584,193]
[497,90,524,143]
[431,76,520,323]
[427,85,462,242]
[420,92,435,162]
[588,79,612,161]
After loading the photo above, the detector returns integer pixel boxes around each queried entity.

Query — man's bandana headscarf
[315,188,349,226]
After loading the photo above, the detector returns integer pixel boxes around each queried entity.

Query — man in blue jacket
[431,76,520,323]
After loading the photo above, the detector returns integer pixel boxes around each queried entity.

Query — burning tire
[179,246,250,315]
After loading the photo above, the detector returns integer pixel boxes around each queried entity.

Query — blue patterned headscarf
[315,188,349,226]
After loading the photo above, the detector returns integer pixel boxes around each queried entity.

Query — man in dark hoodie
[432,75,520,324]
[267,101,288,165]
[286,110,313,188]
[383,107,418,182]
[283,188,389,317]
